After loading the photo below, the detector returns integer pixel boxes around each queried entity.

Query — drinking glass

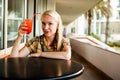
[23,19,32,34]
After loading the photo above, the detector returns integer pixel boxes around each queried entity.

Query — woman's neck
[45,36,55,46]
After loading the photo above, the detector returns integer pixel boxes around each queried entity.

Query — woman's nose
[44,24,49,30]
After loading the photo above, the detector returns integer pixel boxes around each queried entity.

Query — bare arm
[10,36,22,57]
[29,45,71,60]
[10,22,30,57]
[10,37,30,57]
[42,45,71,60]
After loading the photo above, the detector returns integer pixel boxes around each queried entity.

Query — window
[0,0,26,50]
[117,0,120,7]
[0,0,3,49]
[7,0,25,47]
[116,10,120,19]
[35,0,47,36]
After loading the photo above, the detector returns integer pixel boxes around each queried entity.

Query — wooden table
[0,57,84,80]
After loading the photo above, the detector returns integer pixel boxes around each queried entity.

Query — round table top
[0,57,84,80]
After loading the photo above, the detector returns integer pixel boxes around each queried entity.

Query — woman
[10,10,71,60]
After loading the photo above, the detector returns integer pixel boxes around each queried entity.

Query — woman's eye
[42,22,45,26]
[49,23,53,26]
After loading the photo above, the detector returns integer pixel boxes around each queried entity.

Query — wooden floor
[70,51,113,80]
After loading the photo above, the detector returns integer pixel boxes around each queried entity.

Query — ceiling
[56,0,101,25]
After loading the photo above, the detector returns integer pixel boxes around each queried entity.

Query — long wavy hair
[41,10,63,51]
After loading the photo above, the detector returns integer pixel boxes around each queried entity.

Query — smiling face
[41,15,58,38]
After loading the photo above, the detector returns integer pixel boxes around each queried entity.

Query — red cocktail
[24,19,32,34]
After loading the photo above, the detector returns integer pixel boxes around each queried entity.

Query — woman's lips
[44,31,49,34]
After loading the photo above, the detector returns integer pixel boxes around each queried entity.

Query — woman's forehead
[41,15,57,22]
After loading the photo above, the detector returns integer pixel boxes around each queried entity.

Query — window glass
[35,0,47,36]
[7,0,25,47]
[117,0,120,7]
[0,0,2,5]
[0,0,3,49]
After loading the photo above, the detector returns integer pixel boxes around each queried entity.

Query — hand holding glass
[22,13,41,34]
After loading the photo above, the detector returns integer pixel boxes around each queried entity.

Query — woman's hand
[28,53,42,57]
[18,22,28,37]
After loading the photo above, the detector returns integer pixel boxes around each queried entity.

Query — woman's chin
[44,34,51,37]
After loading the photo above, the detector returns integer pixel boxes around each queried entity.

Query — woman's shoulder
[62,37,70,45]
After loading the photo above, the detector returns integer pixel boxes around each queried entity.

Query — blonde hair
[41,10,63,51]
